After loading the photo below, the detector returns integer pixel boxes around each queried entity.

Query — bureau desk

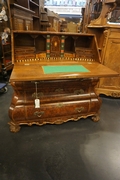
[8,31,118,132]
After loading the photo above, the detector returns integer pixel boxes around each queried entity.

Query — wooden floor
[0,84,120,180]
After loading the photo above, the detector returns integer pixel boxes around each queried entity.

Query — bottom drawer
[26,100,89,120]
[9,98,101,123]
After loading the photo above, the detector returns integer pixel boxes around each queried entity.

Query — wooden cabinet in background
[10,0,41,31]
[85,0,120,97]
[95,27,120,97]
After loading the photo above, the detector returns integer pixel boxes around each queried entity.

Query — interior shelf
[29,0,39,6]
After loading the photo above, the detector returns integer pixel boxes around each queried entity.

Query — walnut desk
[8,31,118,132]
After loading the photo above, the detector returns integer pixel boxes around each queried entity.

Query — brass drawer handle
[32,92,44,98]
[74,89,84,95]
[34,111,44,117]
[55,88,63,93]
[76,107,84,113]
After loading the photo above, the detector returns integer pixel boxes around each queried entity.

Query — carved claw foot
[91,114,100,122]
[9,122,21,133]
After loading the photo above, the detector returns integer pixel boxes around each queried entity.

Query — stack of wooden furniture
[45,8,60,32]
[10,0,41,31]
[9,0,60,31]
[84,0,120,97]
[0,0,12,74]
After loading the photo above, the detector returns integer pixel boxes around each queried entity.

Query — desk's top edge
[12,30,96,37]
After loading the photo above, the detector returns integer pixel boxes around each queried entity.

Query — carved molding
[103,30,109,48]
[96,88,120,97]
[8,112,100,132]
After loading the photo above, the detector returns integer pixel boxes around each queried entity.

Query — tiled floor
[0,84,120,180]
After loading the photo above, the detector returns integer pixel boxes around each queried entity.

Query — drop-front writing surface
[10,62,118,81]
[9,31,118,132]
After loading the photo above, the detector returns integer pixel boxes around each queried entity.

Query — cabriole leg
[91,114,100,122]
[8,122,21,133]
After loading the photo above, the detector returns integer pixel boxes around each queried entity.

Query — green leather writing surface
[42,65,89,74]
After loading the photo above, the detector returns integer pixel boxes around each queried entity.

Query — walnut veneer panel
[9,78,101,132]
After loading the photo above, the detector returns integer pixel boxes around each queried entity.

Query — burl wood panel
[9,78,101,132]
